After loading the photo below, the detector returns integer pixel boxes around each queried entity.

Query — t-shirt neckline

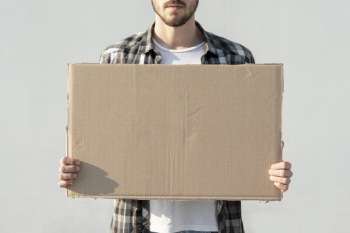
[152,38,204,53]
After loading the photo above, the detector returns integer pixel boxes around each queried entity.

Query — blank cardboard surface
[66,64,283,201]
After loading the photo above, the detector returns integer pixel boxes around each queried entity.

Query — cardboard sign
[66,64,284,201]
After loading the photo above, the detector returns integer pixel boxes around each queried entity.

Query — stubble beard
[152,0,199,27]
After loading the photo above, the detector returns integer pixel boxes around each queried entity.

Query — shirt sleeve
[245,49,255,64]
[99,50,110,64]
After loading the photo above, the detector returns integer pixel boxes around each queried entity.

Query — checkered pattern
[100,21,255,233]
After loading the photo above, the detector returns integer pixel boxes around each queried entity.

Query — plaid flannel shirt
[99,21,255,233]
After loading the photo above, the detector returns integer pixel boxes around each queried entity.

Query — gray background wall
[1,0,349,232]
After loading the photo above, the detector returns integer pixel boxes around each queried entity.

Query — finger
[59,173,78,181]
[58,180,73,188]
[60,157,80,165]
[274,182,289,192]
[269,169,293,177]
[270,176,291,185]
[58,165,80,173]
[271,161,292,170]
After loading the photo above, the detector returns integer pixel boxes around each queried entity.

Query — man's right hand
[58,157,80,188]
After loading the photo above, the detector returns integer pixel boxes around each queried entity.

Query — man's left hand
[269,141,293,192]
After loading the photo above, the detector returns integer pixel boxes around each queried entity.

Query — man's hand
[269,141,293,192]
[58,157,80,188]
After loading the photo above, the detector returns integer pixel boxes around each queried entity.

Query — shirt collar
[139,21,238,56]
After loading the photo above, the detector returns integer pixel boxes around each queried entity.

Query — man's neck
[153,15,204,50]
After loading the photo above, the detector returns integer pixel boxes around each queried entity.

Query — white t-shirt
[149,38,219,233]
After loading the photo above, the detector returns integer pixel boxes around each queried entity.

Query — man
[58,1,293,233]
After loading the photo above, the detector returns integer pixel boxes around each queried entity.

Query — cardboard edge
[71,63,283,67]
[280,64,284,201]
[65,64,71,198]
[281,64,284,155]
[66,194,282,201]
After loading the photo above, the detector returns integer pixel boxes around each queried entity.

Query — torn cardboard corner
[66,63,284,201]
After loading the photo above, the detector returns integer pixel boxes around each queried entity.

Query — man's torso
[99,21,255,233]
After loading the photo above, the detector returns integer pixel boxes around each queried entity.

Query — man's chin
[163,16,189,26]
[164,21,187,27]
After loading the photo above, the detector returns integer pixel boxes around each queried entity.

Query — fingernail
[75,160,80,165]
[74,173,77,178]
[76,166,80,171]
[269,176,272,180]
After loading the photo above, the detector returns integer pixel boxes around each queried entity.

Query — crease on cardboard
[186,106,203,119]
[244,64,253,78]
[133,65,138,156]
[183,85,187,196]
[133,64,137,151]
